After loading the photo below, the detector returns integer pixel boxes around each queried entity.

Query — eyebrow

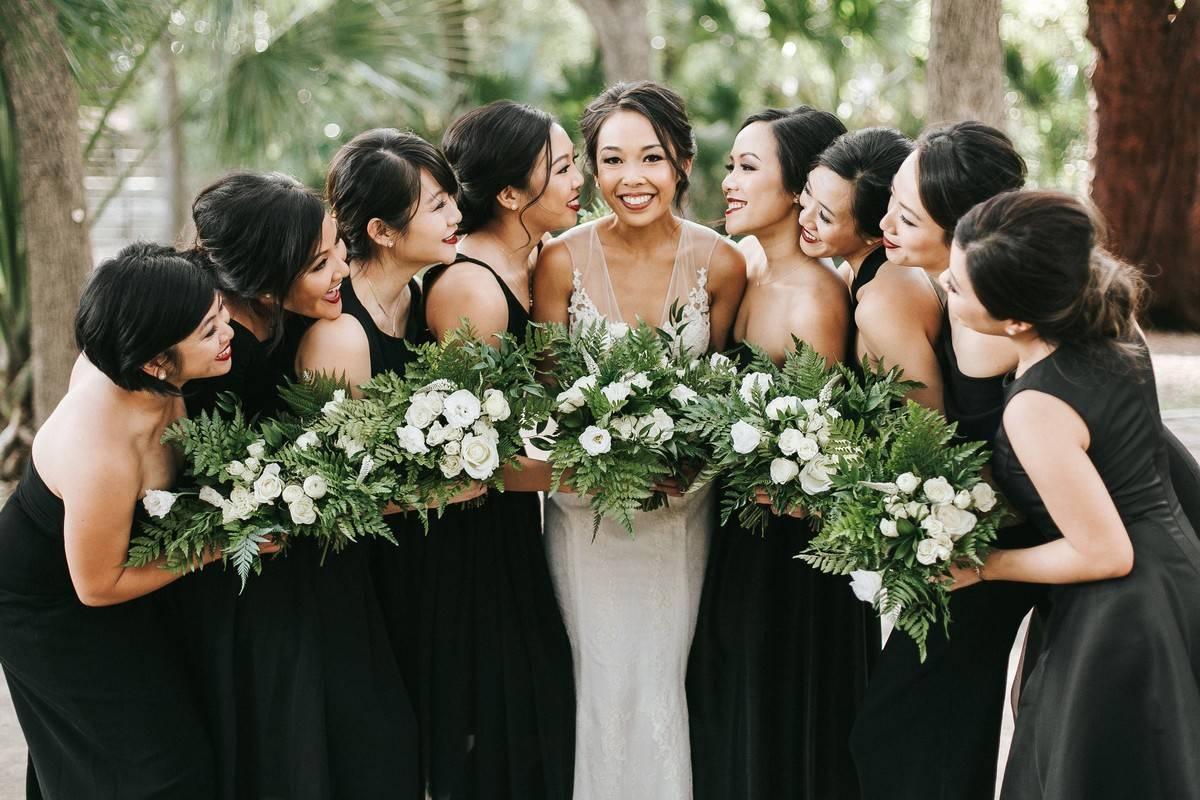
[731,152,761,162]
[551,152,572,167]
[890,180,923,220]
[599,144,665,153]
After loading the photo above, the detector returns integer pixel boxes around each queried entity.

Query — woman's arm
[705,240,748,352]
[295,315,373,398]
[424,262,512,345]
[856,271,945,412]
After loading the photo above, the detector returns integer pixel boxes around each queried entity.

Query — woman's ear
[367,217,395,249]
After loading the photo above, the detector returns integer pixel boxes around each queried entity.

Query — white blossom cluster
[563,368,698,458]
[388,385,511,480]
[861,472,998,565]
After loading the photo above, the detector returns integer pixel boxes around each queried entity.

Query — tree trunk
[573,0,652,84]
[0,0,92,425]
[926,0,1005,128]
[1088,0,1200,329]
[161,36,188,245]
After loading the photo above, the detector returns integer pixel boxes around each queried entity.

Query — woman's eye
[818,212,831,224]
[311,259,327,273]
[645,154,662,163]
[602,157,620,165]
[434,200,447,212]
[900,214,915,227]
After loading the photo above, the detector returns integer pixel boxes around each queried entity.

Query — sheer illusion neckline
[589,222,687,330]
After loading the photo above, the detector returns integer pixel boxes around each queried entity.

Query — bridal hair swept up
[955,191,1144,349]
[816,127,912,239]
[740,106,847,198]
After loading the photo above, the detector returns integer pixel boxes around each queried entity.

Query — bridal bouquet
[128,396,397,588]
[535,319,732,536]
[287,324,549,527]
[797,402,1006,659]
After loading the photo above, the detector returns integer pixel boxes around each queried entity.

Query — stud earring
[387,240,395,247]
[156,369,167,380]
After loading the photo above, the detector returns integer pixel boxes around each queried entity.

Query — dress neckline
[589,221,688,331]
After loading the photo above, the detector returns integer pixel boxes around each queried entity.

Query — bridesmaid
[298,128,489,797]
[685,106,865,800]
[945,191,1200,798]
[409,99,580,799]
[533,81,746,799]
[180,171,419,799]
[848,122,1037,800]
[0,243,232,798]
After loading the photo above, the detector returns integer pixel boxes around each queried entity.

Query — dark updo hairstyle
[740,106,848,197]
[190,171,324,345]
[325,128,458,262]
[816,127,913,239]
[75,241,217,395]
[580,81,694,209]
[443,101,556,239]
[915,121,1027,243]
[955,191,1144,352]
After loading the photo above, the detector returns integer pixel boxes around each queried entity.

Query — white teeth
[622,194,652,207]
[727,201,746,211]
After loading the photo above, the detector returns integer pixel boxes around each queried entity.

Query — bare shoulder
[300,313,369,357]
[35,386,140,497]
[708,234,748,283]
[858,265,941,329]
[1003,388,1089,449]
[427,260,506,307]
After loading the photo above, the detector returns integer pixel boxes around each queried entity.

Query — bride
[532,80,746,799]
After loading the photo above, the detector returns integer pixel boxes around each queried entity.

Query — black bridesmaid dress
[0,462,215,799]
[994,342,1200,799]
[373,256,576,800]
[171,314,419,800]
[686,341,868,799]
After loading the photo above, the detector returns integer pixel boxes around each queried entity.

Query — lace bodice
[563,219,718,357]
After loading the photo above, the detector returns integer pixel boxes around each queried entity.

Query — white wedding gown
[544,219,720,799]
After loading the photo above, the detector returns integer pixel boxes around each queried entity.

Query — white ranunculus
[425,421,448,446]
[765,395,802,420]
[801,398,821,415]
[606,321,630,340]
[443,425,464,442]
[799,456,835,494]
[439,453,463,478]
[629,372,653,390]
[229,486,259,520]
[321,389,346,417]
[849,570,883,604]
[142,489,178,519]
[221,501,239,525]
[396,424,430,455]
[971,482,998,512]
[289,495,317,525]
[281,484,305,504]
[739,372,774,403]
[730,420,763,454]
[601,381,633,408]
[556,387,585,414]
[886,499,909,519]
[404,392,441,430]
[579,425,612,456]
[793,435,820,462]
[933,532,954,561]
[442,389,482,428]
[253,468,284,504]
[896,472,921,494]
[303,475,328,500]
[443,439,461,456]
[879,518,899,538]
[953,489,973,509]
[472,419,500,443]
[246,440,266,459]
[295,430,319,451]
[460,433,500,479]
[198,485,225,508]
[934,504,978,540]
[226,460,246,478]
[481,389,511,422]
[611,415,638,440]
[770,457,801,484]
[915,537,941,566]
[669,384,698,406]
[923,476,956,506]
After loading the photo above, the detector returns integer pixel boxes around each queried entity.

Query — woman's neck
[355,252,423,302]
[603,210,681,255]
[751,218,810,281]
[843,241,882,276]
[225,296,273,342]
[460,214,546,275]
[1013,333,1057,378]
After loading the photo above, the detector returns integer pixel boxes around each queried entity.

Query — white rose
[611,415,638,440]
[896,472,921,494]
[730,421,763,454]
[799,456,835,494]
[933,532,954,561]
[794,435,820,462]
[906,501,929,520]
[601,381,633,408]
[404,395,438,430]
[886,500,909,519]
[198,485,225,508]
[252,468,284,504]
[629,372,653,390]
[879,518,899,538]
[243,457,261,476]
[439,453,464,478]
[669,384,698,406]
[442,389,482,428]
[805,414,826,433]
[321,389,346,417]
[288,495,317,525]
[915,537,941,566]
[229,486,259,520]
[934,504,978,540]
[556,387,585,414]
[220,501,239,525]
[481,389,511,422]
[443,439,461,456]
[923,476,956,506]
[295,430,319,451]
[142,489,178,519]
[226,460,246,478]
[765,395,802,420]
[849,570,883,604]
[646,408,675,442]
[281,484,305,504]
[777,428,804,456]
[710,352,735,372]
[444,425,464,442]
[303,475,328,500]
[739,372,774,403]
[971,482,998,512]
[606,321,630,339]
[425,421,448,446]
[801,398,821,414]
[579,425,612,457]
[246,440,266,459]
[396,424,430,455]
[460,433,500,480]
[770,458,801,484]
[920,516,946,537]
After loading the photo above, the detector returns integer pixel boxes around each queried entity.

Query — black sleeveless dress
[995,343,1200,798]
[849,308,1044,800]
[686,341,867,800]
[171,312,419,800]
[0,461,215,799]
[375,255,576,800]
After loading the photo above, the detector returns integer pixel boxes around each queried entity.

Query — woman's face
[594,109,688,227]
[283,213,350,321]
[880,151,951,270]
[166,293,234,384]
[394,169,463,266]
[721,121,795,237]
[941,242,1005,335]
[796,165,871,259]
[518,123,584,234]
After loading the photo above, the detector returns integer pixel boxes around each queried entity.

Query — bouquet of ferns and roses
[679,343,916,533]
[284,324,550,529]
[533,319,735,536]
[797,402,1006,660]
[129,395,398,588]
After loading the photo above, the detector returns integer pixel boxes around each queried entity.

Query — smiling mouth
[215,343,232,362]
[443,234,459,245]
[725,200,746,215]
[567,197,581,212]
[799,226,818,244]
[882,235,899,249]
[618,193,653,210]
[324,281,342,303]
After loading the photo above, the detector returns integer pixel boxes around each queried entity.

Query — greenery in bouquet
[798,402,1006,660]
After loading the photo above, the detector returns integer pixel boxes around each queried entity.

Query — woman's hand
[945,562,984,591]
[652,476,686,497]
[444,481,487,506]
[753,489,808,518]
